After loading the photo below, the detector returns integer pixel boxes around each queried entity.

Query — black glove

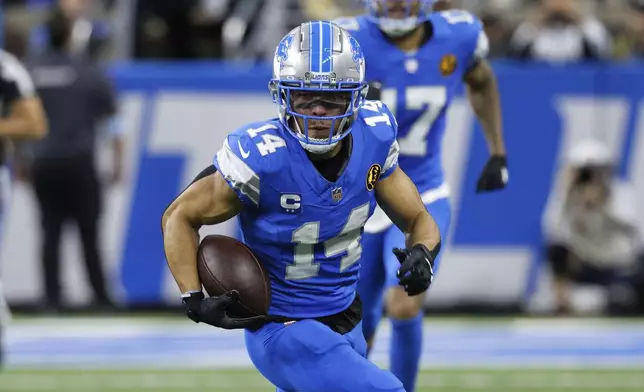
[393,244,438,296]
[476,155,508,193]
[181,290,266,330]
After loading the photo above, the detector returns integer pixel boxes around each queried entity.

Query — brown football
[197,235,271,317]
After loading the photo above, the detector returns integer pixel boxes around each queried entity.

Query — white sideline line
[5,318,644,370]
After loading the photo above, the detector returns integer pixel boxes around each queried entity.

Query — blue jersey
[213,101,399,318]
[335,10,489,194]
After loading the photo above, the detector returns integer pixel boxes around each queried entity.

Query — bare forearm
[407,211,441,251]
[0,116,46,139]
[468,75,505,156]
[162,213,202,293]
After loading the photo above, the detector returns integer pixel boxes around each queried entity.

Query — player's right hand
[393,244,436,296]
[181,290,266,330]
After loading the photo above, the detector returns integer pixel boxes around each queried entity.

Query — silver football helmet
[269,21,369,154]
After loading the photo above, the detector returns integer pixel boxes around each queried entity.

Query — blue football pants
[358,197,452,341]
[245,320,405,392]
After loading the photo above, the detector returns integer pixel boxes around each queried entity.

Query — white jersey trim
[0,50,35,98]
[364,182,451,233]
[216,139,260,206]
[383,140,399,174]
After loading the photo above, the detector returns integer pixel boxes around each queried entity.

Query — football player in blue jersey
[334,2,508,391]
[162,21,441,392]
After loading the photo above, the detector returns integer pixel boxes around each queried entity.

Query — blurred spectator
[220,0,265,60]
[542,139,644,315]
[433,0,454,11]
[509,0,612,62]
[300,0,365,19]
[133,0,201,59]
[300,0,345,20]
[480,11,512,57]
[23,11,122,312]
[191,0,233,59]
[624,0,644,58]
[29,0,112,60]
[134,0,237,59]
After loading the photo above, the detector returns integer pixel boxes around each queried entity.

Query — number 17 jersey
[337,10,489,194]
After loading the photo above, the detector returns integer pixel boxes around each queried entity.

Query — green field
[3,316,643,391]
[2,368,644,392]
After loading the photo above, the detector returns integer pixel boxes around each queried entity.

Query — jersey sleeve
[376,102,399,180]
[438,10,489,70]
[462,14,489,69]
[0,50,35,104]
[213,130,262,207]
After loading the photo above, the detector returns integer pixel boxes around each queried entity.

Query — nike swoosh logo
[238,141,250,159]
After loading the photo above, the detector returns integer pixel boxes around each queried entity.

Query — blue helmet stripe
[309,21,321,73]
[322,21,333,73]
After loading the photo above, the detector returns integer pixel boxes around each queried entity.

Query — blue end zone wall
[107,61,644,306]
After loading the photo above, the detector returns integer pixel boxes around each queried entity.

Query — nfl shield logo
[405,58,419,74]
[331,187,343,203]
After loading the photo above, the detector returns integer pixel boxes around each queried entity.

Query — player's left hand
[393,244,436,296]
[182,290,266,330]
[476,155,508,193]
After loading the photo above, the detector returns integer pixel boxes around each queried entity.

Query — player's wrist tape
[180,290,204,301]
[412,243,440,268]
[491,155,507,164]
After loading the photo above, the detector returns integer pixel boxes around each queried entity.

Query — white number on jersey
[246,124,286,156]
[363,100,393,127]
[381,86,447,156]
[440,10,475,25]
[256,134,286,156]
[286,203,370,280]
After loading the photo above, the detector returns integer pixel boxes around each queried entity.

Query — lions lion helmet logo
[276,34,294,69]
[347,35,364,70]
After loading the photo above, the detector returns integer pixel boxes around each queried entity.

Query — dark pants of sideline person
[32,153,111,309]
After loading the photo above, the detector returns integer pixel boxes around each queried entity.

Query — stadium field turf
[2,317,643,391]
[2,368,644,391]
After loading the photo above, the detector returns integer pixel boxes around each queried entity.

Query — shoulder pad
[433,10,489,61]
[213,121,288,206]
[358,100,398,143]
[434,9,483,33]
[224,121,289,174]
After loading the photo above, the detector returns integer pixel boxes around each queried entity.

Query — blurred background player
[0,45,48,367]
[19,10,121,312]
[29,0,112,60]
[163,21,441,392]
[543,139,644,316]
[335,1,507,390]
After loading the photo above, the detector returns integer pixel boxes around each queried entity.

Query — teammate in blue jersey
[162,21,442,392]
[334,2,508,391]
